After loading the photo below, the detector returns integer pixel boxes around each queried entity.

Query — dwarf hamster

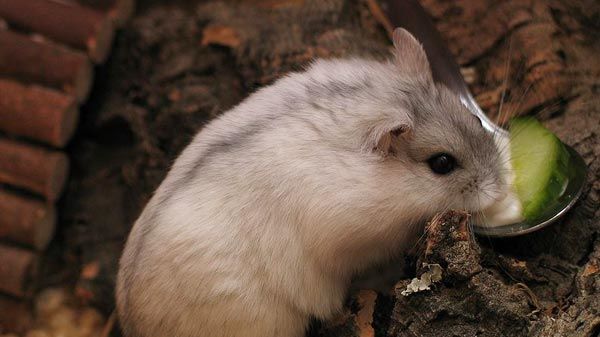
[116,28,504,337]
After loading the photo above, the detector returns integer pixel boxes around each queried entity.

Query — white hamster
[116,28,504,337]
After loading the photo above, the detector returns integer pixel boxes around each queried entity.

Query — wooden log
[0,0,115,63]
[0,244,38,297]
[0,189,56,251]
[0,78,79,147]
[0,30,94,103]
[0,139,69,202]
[0,295,32,333]
[76,0,135,27]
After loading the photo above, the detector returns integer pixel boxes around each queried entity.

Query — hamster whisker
[500,53,530,127]
[471,192,490,241]
[506,81,534,121]
[496,35,514,129]
[409,224,430,254]
[409,199,453,254]
[499,89,562,138]
[471,214,500,256]
[479,189,500,201]
[532,101,563,120]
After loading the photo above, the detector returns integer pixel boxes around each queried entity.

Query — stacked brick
[0,0,133,333]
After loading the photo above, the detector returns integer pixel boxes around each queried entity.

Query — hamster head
[304,28,504,220]
[401,85,505,213]
[388,29,505,213]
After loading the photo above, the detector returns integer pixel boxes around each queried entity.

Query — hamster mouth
[475,187,524,227]
[471,134,524,227]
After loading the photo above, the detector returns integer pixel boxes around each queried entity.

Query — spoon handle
[379,0,507,136]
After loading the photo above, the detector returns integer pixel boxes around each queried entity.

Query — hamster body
[116,29,504,337]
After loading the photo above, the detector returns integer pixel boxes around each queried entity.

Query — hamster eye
[427,153,456,175]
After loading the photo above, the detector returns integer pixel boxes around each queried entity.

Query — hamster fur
[116,28,504,337]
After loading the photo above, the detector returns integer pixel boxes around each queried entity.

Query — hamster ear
[392,28,433,82]
[366,120,412,156]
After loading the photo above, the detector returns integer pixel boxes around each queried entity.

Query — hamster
[116,28,504,337]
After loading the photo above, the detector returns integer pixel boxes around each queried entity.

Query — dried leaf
[81,261,100,280]
[201,25,241,49]
[582,261,599,277]
[355,290,377,337]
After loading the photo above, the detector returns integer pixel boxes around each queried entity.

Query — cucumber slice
[509,117,570,221]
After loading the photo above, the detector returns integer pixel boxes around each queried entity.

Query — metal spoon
[378,0,587,237]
